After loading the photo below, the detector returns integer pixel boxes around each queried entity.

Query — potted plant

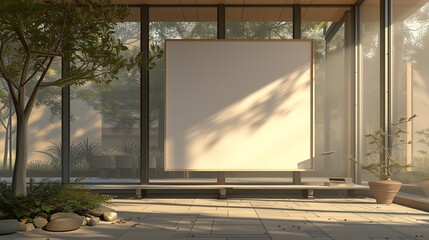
[349,115,416,204]
[415,128,429,197]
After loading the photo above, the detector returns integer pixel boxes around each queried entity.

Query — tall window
[0,60,62,181]
[359,0,381,183]
[224,6,293,183]
[226,7,292,39]
[70,8,141,183]
[149,7,217,182]
[391,0,429,198]
[302,7,352,179]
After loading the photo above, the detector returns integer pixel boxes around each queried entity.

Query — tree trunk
[2,118,10,169]
[12,114,29,196]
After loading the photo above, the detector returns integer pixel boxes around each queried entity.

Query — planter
[368,179,402,204]
[420,180,429,198]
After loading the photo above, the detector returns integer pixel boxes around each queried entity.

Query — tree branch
[0,35,20,90]
[24,57,55,116]
[20,52,32,86]
[3,80,20,115]
[29,50,62,57]
[24,55,49,86]
[13,24,30,52]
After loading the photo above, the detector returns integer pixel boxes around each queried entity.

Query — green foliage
[37,138,101,169]
[116,138,140,155]
[349,115,417,180]
[137,44,164,71]
[0,179,110,221]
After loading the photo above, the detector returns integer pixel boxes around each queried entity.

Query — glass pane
[149,7,217,183]
[359,0,381,183]
[70,9,141,183]
[0,79,14,180]
[0,60,62,182]
[224,7,293,183]
[302,7,352,181]
[27,58,62,180]
[391,0,429,199]
[226,7,292,39]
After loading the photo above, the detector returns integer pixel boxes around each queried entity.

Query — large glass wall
[27,58,62,179]
[149,7,217,183]
[0,60,62,181]
[226,7,293,39]
[359,0,381,183]
[70,8,141,183]
[391,0,429,199]
[0,79,13,179]
[302,7,352,180]
[224,7,293,183]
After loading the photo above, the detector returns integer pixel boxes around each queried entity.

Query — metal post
[379,0,389,177]
[217,4,226,185]
[354,1,361,184]
[61,60,70,184]
[140,5,150,190]
[293,4,302,185]
[293,5,301,39]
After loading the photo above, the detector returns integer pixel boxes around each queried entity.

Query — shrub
[0,179,110,221]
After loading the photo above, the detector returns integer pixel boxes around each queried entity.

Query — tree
[0,0,158,196]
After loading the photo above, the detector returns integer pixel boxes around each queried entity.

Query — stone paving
[1,197,429,240]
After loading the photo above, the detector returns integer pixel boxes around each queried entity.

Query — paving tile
[329,233,371,240]
[2,197,427,240]
[211,224,267,235]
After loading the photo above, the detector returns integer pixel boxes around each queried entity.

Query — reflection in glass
[359,0,381,183]
[149,7,217,182]
[391,0,429,198]
[302,7,351,180]
[70,19,141,182]
[226,7,292,39]
[0,59,62,181]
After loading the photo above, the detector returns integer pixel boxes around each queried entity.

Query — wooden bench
[84,184,369,199]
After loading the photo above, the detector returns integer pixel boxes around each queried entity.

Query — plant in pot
[415,127,429,197]
[349,115,416,204]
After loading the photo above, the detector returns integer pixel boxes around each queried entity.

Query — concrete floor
[1,197,429,240]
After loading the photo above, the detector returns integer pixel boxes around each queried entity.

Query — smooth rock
[0,219,19,235]
[50,212,81,221]
[89,205,116,217]
[87,218,98,226]
[33,217,48,228]
[45,217,82,232]
[102,211,118,222]
[18,222,26,231]
[24,223,35,232]
[81,216,88,226]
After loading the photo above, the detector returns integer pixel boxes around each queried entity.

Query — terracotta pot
[368,180,402,204]
[420,180,429,198]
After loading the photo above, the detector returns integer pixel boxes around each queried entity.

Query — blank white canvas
[165,40,313,171]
